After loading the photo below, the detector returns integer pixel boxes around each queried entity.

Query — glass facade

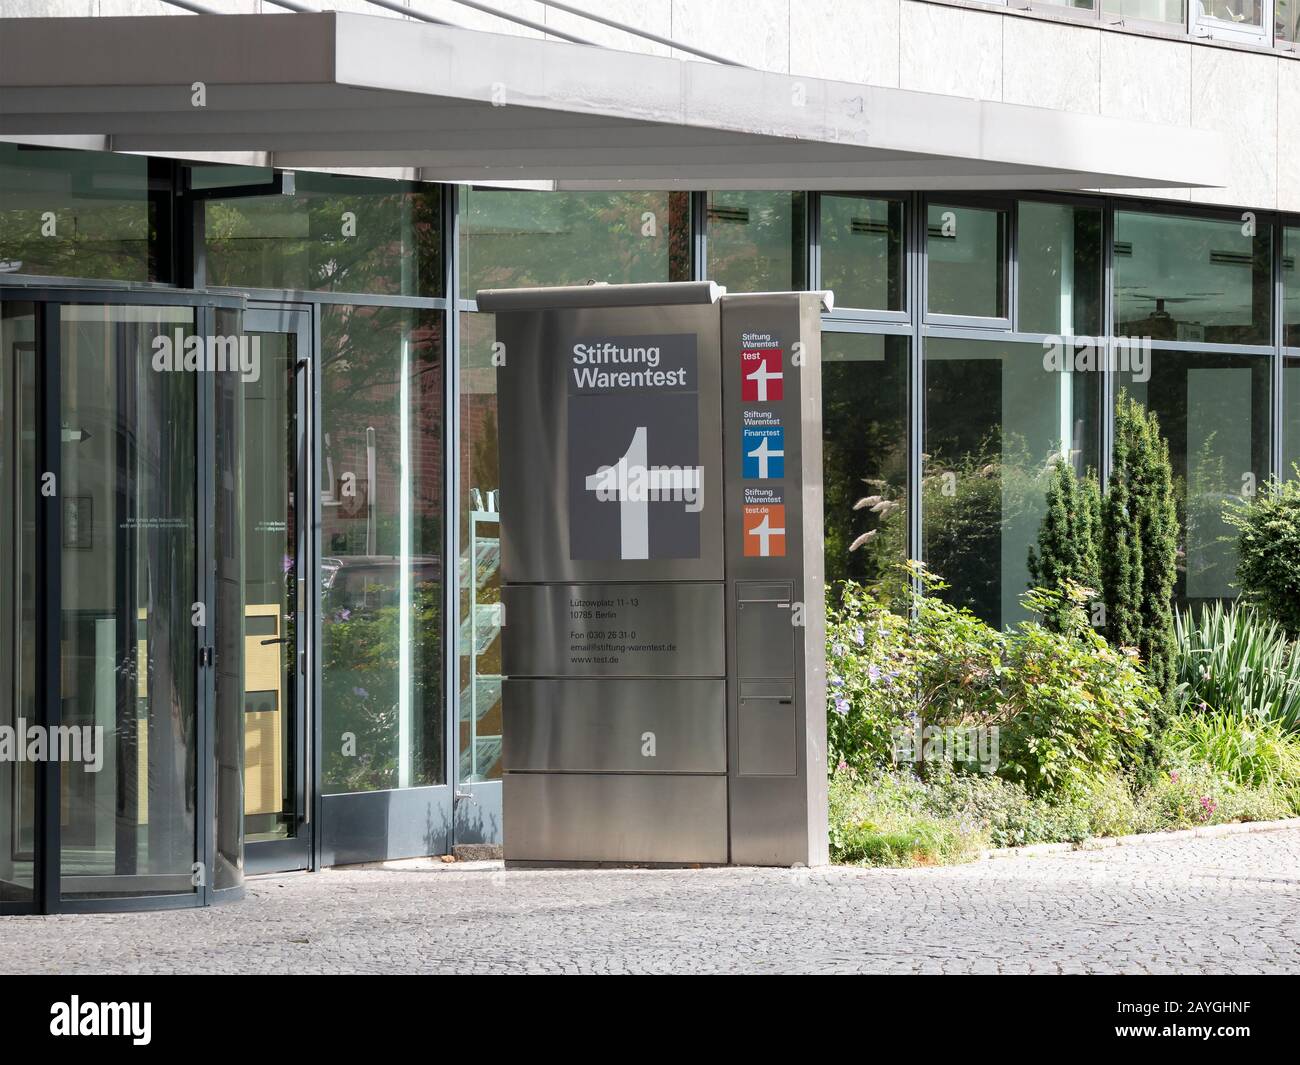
[1114,209,1272,344]
[320,304,445,795]
[4,142,1300,908]
[1287,356,1300,477]
[205,171,441,297]
[457,311,503,784]
[461,188,691,293]
[822,332,910,586]
[819,196,905,312]
[1286,226,1300,348]
[924,338,1102,628]
[0,144,157,283]
[926,202,1009,319]
[59,304,200,899]
[0,302,35,906]
[1120,352,1272,605]
[1018,201,1103,337]
[706,192,807,293]
[1102,0,1187,24]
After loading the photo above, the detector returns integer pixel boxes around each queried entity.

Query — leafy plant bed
[830,765,1300,868]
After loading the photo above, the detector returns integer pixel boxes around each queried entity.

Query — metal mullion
[443,182,462,820]
[692,191,708,282]
[807,191,822,294]
[36,302,61,914]
[204,286,448,311]
[1144,340,1277,356]
[1007,197,1019,333]
[1273,217,1287,483]
[1101,196,1116,486]
[309,298,325,870]
[196,304,215,905]
[908,191,925,570]
[820,317,912,337]
[295,310,315,866]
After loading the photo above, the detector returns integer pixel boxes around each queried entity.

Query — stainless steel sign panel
[721,292,829,868]
[487,282,828,869]
[501,582,726,679]
[503,678,726,773]
[503,773,728,864]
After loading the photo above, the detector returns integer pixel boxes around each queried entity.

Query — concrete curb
[979,816,1300,860]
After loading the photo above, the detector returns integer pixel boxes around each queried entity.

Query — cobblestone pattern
[3,829,1297,974]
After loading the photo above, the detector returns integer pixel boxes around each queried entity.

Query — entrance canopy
[0,12,1222,191]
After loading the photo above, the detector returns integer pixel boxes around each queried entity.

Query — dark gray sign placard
[567,332,702,561]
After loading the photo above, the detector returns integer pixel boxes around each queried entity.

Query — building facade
[0,0,1298,912]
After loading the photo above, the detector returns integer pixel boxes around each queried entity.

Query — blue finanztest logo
[742,426,784,479]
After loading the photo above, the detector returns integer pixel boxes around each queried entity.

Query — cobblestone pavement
[3,828,1298,974]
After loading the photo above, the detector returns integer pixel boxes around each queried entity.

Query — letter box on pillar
[477,281,828,868]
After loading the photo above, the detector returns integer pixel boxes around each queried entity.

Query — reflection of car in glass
[321,555,441,616]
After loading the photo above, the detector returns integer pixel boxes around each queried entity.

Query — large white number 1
[586,426,649,560]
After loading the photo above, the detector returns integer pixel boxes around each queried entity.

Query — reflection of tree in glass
[322,582,443,793]
[923,434,1051,628]
[204,176,440,296]
[461,189,691,292]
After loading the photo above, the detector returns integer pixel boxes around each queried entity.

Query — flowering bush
[827,566,1153,795]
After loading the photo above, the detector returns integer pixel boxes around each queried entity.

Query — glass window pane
[926,203,1008,319]
[1119,351,1272,608]
[1281,0,1300,43]
[204,171,441,297]
[924,337,1101,629]
[822,332,909,586]
[1018,201,1103,336]
[1286,356,1300,477]
[0,144,154,283]
[706,191,807,293]
[461,189,691,295]
[1200,0,1266,29]
[458,311,502,784]
[60,305,199,898]
[1102,0,1187,23]
[1285,227,1299,348]
[1114,210,1272,345]
[320,304,444,794]
[241,329,298,844]
[818,195,904,311]
[1,303,36,905]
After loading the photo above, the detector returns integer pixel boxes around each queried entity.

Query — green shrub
[997,586,1154,797]
[1077,774,1139,837]
[1174,600,1300,732]
[1132,764,1294,832]
[1161,711,1300,789]
[827,565,1005,777]
[827,770,984,866]
[826,572,1158,798]
[1102,392,1179,701]
[1225,472,1300,637]
[1027,460,1102,630]
[825,581,915,776]
[920,767,1093,846]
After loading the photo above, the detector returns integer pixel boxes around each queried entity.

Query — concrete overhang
[0,12,1225,192]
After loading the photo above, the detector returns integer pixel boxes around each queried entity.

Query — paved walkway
[3,828,1298,974]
